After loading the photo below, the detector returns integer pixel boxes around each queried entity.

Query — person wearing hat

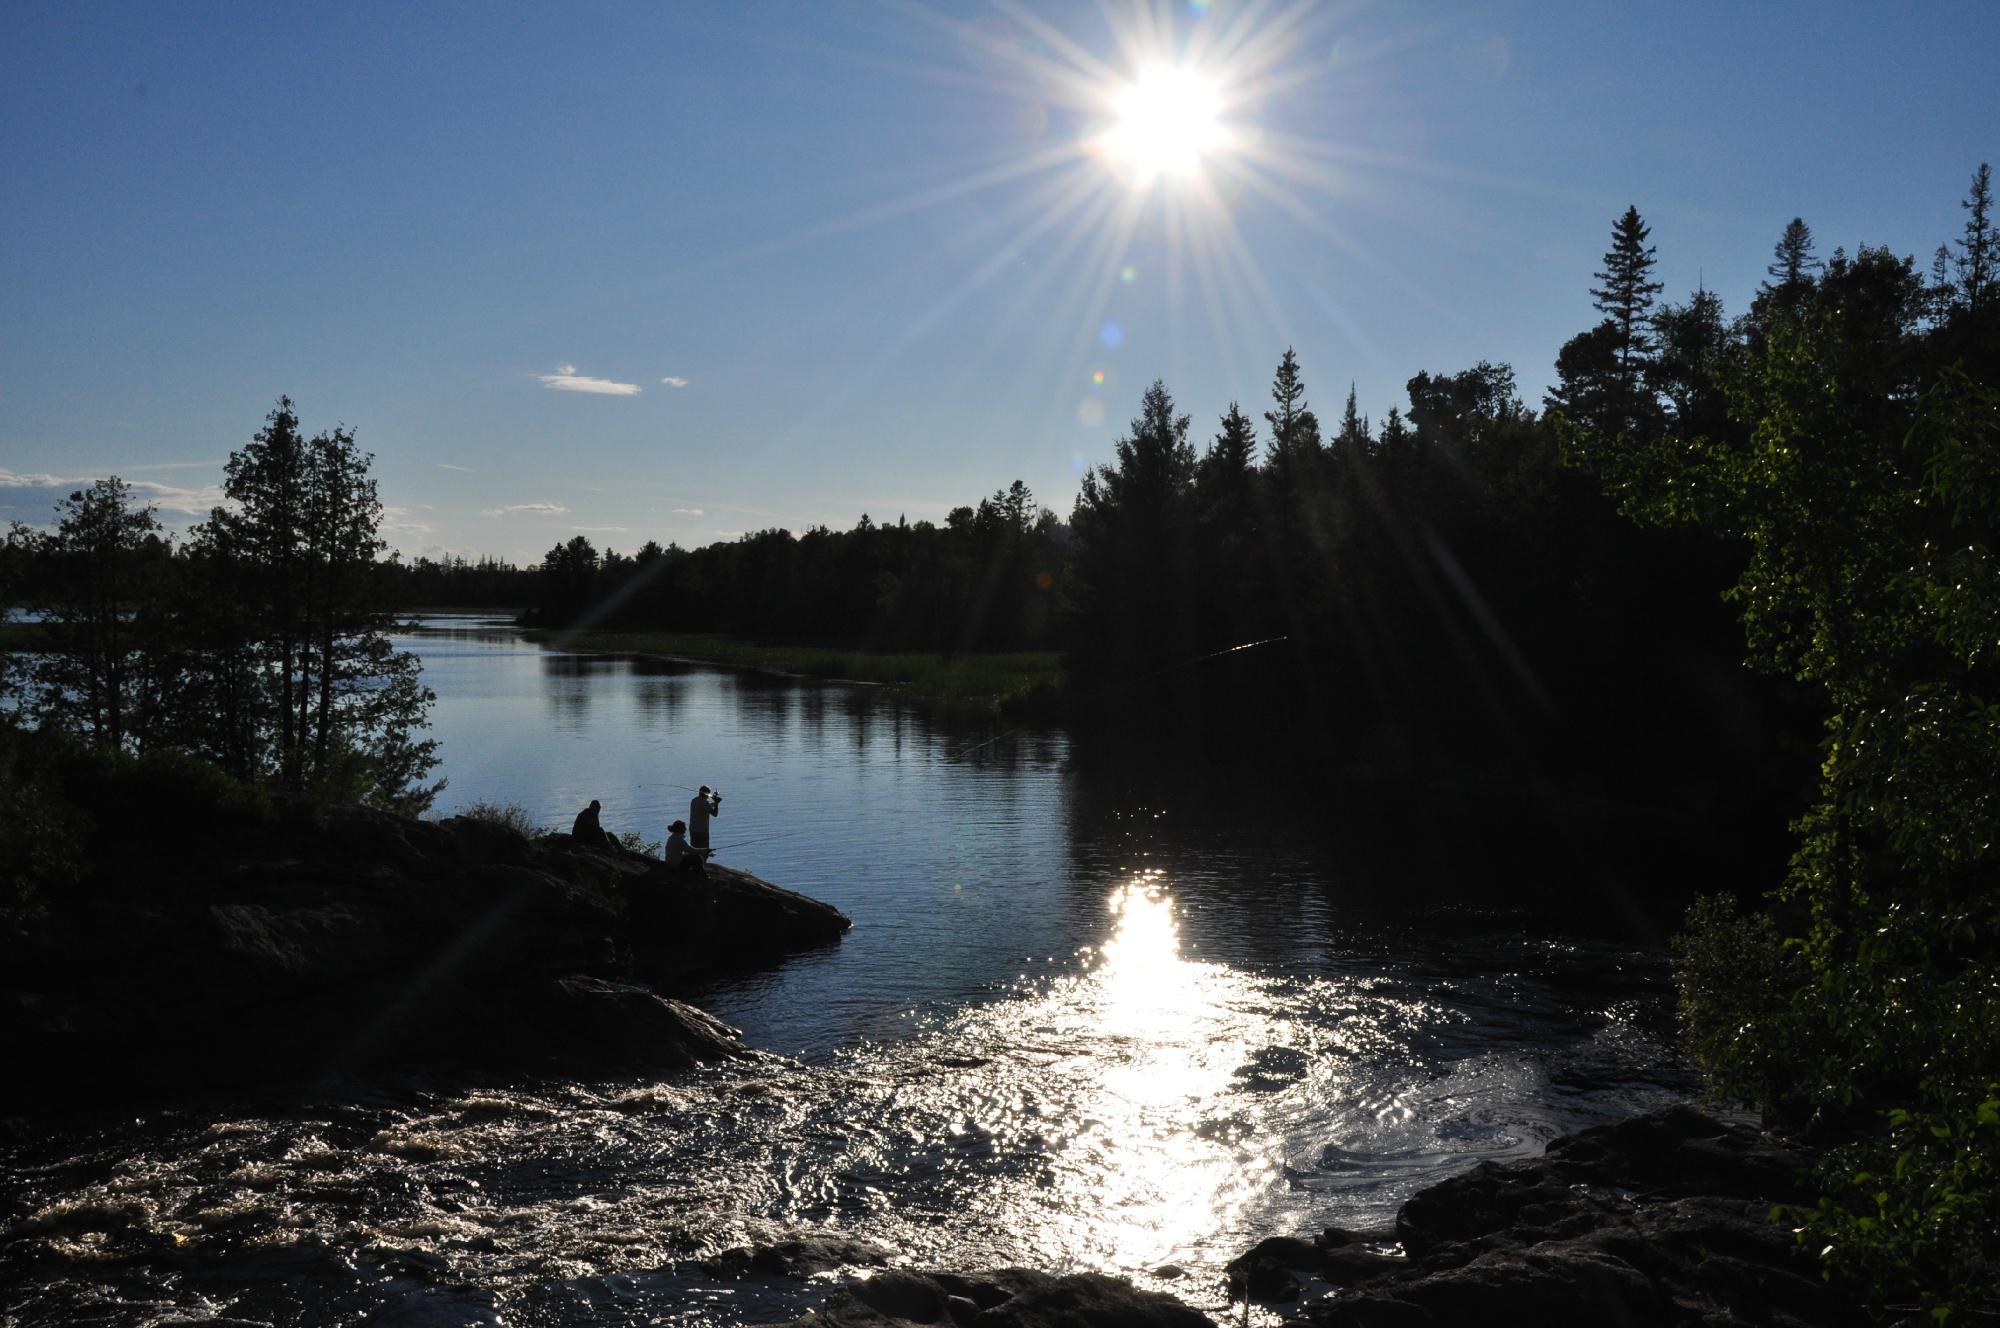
[664,818,704,875]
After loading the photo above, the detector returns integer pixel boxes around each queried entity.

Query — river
[0,616,1691,1326]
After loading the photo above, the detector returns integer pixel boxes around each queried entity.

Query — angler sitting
[664,819,707,877]
[571,799,613,849]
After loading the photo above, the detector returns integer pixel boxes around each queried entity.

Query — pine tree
[1334,383,1371,456]
[1591,205,1665,381]
[1263,347,1322,474]
[1200,402,1259,489]
[196,398,438,808]
[1764,217,1821,292]
[1954,162,1995,325]
[21,478,166,751]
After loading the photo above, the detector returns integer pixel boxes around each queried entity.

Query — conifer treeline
[519,480,1068,653]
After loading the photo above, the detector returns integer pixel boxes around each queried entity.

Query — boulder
[703,1232,895,1279]
[797,1269,1209,1328]
[1244,1109,1862,1328]
[627,862,853,979]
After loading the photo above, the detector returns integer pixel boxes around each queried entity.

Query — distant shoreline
[513,625,1065,715]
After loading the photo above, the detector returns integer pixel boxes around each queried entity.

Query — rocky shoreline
[786,1109,1855,1328]
[0,800,851,1112]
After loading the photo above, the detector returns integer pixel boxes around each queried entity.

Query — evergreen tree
[1262,347,1322,480]
[1763,216,1821,293]
[1067,381,1197,695]
[1333,383,1371,458]
[196,398,438,809]
[1952,162,1996,328]
[1650,288,1736,438]
[19,478,167,752]
[1590,206,1665,427]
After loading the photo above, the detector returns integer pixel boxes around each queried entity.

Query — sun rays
[687,2,1428,447]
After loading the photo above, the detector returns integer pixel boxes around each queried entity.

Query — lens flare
[1101,64,1227,187]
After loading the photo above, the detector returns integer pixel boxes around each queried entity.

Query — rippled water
[0,619,1691,1326]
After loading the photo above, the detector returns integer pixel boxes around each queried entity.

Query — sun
[1100,63,1227,187]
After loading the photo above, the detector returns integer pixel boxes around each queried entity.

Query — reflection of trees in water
[630,675,682,725]
[540,653,619,726]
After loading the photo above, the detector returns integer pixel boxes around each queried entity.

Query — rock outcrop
[795,1268,1212,1328]
[1231,1107,1861,1327]
[0,801,850,1108]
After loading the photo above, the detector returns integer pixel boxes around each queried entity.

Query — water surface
[0,618,1689,1326]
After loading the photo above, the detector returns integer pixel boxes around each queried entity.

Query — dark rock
[852,1270,954,1323]
[704,1232,895,1279]
[498,976,747,1070]
[0,798,849,1110]
[1238,1110,1865,1328]
[628,861,854,980]
[1225,1235,1320,1300]
[798,1269,1208,1328]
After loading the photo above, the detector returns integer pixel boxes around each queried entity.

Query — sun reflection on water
[997,872,1283,1273]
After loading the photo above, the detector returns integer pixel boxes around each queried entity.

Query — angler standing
[689,784,722,858]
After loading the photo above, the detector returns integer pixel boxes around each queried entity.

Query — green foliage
[615,828,661,857]
[1672,894,1802,1110]
[1574,198,2000,1315]
[1793,1088,2000,1316]
[0,725,85,918]
[458,800,545,838]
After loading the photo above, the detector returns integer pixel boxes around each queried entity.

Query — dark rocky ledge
[1227,1106,1859,1327]
[793,1268,1212,1328]
[0,801,850,1110]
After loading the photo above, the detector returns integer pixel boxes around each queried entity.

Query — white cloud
[481,502,570,518]
[0,468,222,516]
[660,376,689,388]
[437,462,478,473]
[126,479,229,515]
[0,468,72,488]
[670,506,705,516]
[537,365,640,396]
[381,504,435,535]
[574,525,630,533]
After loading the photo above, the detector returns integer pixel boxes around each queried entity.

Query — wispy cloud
[381,504,435,535]
[0,468,223,516]
[671,506,705,516]
[437,462,478,474]
[0,468,72,488]
[574,525,630,533]
[481,501,570,518]
[537,364,640,396]
[660,376,689,388]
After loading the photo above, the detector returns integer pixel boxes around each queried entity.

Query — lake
[0,617,1690,1326]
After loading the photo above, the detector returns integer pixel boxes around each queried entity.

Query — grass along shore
[518,628,1064,711]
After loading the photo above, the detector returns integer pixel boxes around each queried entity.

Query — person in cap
[689,785,722,856]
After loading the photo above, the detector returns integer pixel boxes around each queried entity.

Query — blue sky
[3,1,1995,563]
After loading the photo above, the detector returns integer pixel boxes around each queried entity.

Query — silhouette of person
[571,799,612,849]
[664,819,705,876]
[689,785,721,856]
